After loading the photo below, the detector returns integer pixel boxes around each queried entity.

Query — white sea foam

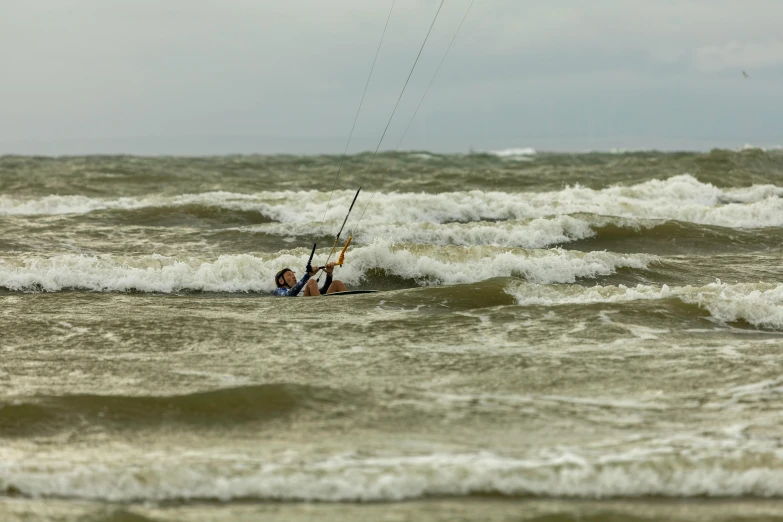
[2,447,783,502]
[720,377,783,405]
[609,148,654,154]
[0,253,270,293]
[0,242,654,292]
[409,152,436,160]
[0,191,265,217]
[508,281,783,330]
[686,281,783,330]
[736,144,766,152]
[340,243,652,286]
[2,175,782,229]
[249,215,598,248]
[487,147,537,157]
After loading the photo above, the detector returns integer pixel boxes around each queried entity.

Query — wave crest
[3,176,782,230]
[508,281,783,330]
[3,449,782,502]
[0,243,655,293]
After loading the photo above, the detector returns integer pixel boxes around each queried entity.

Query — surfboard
[323,290,378,296]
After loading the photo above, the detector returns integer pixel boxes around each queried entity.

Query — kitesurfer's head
[275,268,297,288]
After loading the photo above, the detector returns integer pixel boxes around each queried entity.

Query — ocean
[1,149,782,521]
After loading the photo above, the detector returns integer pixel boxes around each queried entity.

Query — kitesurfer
[273,261,348,297]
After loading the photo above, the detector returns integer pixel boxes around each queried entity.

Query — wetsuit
[272,273,333,297]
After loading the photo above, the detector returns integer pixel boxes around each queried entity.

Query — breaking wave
[2,448,783,502]
[508,280,783,330]
[487,147,537,158]
[0,242,655,292]
[3,176,783,229]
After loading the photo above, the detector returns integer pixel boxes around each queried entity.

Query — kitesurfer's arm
[319,273,333,294]
[319,262,335,294]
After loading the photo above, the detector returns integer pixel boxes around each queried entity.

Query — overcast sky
[1,0,781,155]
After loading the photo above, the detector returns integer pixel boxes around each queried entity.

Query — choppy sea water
[1,149,782,522]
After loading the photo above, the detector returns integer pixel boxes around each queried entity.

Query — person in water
[273,261,348,297]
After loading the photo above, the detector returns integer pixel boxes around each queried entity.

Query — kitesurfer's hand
[307,264,319,276]
[324,262,335,275]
